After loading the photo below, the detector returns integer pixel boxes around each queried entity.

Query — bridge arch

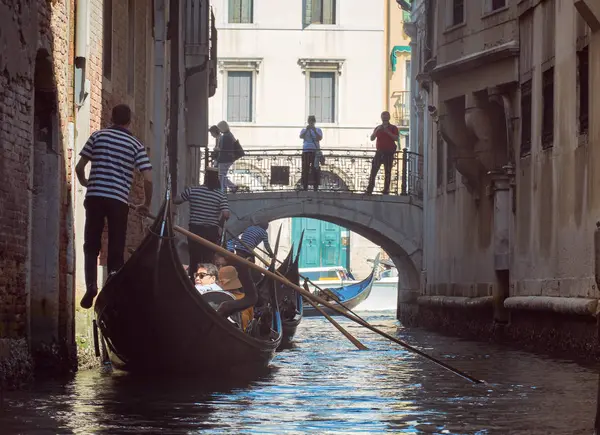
[226,191,423,294]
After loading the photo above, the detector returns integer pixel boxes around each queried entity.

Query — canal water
[1,311,597,434]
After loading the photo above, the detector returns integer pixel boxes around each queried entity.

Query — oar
[138,209,482,383]
[226,230,367,350]
[246,239,370,325]
[300,280,368,350]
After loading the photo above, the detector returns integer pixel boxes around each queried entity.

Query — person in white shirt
[299,115,323,191]
[194,263,222,294]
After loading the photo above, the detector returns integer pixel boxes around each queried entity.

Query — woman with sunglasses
[194,263,222,294]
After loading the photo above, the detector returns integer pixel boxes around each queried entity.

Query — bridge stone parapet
[226,191,423,293]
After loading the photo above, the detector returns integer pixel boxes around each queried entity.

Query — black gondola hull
[94,201,281,374]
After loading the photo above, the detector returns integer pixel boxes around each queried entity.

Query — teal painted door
[292,218,349,269]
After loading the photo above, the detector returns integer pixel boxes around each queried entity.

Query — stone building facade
[402,0,600,357]
[0,0,156,387]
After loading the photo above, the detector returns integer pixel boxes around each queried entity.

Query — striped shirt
[80,126,152,204]
[180,185,229,227]
[236,226,272,254]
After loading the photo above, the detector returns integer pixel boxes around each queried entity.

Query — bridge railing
[220,148,423,197]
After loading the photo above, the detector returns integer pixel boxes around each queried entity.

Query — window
[446,142,456,185]
[229,0,253,24]
[451,0,464,26]
[304,0,336,26]
[541,68,554,149]
[103,0,113,79]
[309,72,335,123]
[578,46,589,135]
[127,0,135,95]
[490,0,506,11]
[436,131,444,188]
[520,80,532,155]
[227,71,253,123]
[405,60,411,92]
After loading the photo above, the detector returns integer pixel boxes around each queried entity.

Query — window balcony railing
[391,90,410,128]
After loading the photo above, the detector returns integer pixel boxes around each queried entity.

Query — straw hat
[217,120,230,133]
[218,266,242,291]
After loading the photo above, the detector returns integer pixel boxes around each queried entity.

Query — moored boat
[94,198,282,375]
[276,237,304,348]
[303,254,380,317]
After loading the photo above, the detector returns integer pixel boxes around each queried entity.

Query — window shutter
[240,0,252,23]
[227,71,252,122]
[309,72,335,123]
[304,0,313,26]
[311,0,322,24]
[229,0,241,23]
[322,0,335,24]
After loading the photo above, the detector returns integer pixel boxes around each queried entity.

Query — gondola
[93,197,282,375]
[276,235,304,349]
[303,254,380,317]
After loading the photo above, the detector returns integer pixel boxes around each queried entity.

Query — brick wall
[0,0,76,381]
[87,0,153,265]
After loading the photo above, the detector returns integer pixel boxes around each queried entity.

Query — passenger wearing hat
[218,266,254,330]
[215,120,239,193]
[174,167,230,281]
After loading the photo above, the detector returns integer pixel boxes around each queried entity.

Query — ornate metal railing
[204,148,423,197]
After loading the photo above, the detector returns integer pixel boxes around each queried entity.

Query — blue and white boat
[303,254,380,317]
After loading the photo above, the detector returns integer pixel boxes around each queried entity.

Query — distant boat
[303,254,380,317]
[355,261,398,312]
[298,266,359,292]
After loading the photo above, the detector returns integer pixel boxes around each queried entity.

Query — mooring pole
[594,221,600,433]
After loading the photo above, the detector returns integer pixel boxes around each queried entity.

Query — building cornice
[430,41,519,82]
[217,58,263,74]
[297,58,345,75]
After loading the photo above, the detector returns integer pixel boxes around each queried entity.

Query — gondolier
[75,104,153,309]
[174,167,230,280]
[235,223,274,262]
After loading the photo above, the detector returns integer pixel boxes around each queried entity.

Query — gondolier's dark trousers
[188,223,220,280]
[83,196,129,291]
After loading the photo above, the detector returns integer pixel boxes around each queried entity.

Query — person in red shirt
[366,111,399,194]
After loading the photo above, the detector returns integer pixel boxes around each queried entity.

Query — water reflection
[1,311,597,434]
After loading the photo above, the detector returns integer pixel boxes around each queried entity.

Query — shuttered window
[542,0,555,65]
[451,0,464,26]
[229,0,253,24]
[436,131,444,188]
[519,10,533,80]
[309,72,335,123]
[304,0,336,26]
[227,71,253,123]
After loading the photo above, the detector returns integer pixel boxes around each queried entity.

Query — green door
[292,218,349,269]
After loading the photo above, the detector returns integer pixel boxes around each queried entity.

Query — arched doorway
[30,49,61,355]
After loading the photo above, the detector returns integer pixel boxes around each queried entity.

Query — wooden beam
[575,0,600,32]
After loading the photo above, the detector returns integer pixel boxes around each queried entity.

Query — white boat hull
[354,278,398,311]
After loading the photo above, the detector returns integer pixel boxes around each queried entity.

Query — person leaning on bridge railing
[299,115,324,192]
[366,111,399,195]
[215,121,239,194]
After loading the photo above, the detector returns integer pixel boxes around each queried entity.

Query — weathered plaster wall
[406,0,600,358]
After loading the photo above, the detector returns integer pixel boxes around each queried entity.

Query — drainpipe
[75,0,89,107]
[152,0,167,213]
[385,0,391,112]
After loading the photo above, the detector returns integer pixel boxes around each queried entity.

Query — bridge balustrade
[187,146,423,198]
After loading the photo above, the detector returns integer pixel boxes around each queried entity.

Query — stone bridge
[226,191,423,295]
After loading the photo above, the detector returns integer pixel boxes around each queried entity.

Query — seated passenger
[194,263,222,294]
[218,266,254,330]
[214,252,230,270]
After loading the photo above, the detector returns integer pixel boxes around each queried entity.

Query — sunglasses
[195,272,213,279]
